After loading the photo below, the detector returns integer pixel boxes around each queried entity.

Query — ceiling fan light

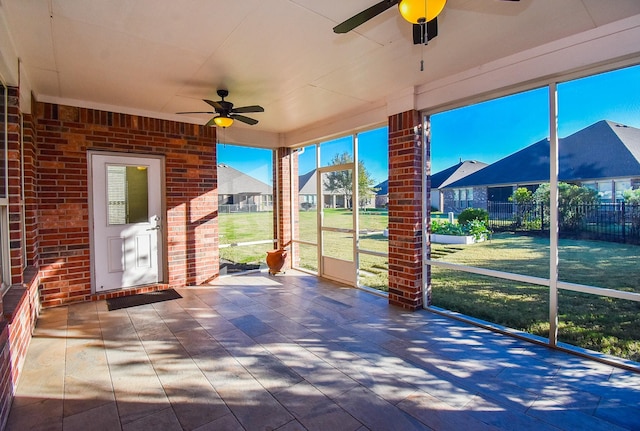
[213,115,234,128]
[398,0,447,24]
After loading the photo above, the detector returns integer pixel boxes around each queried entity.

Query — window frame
[422,63,640,369]
[0,80,11,293]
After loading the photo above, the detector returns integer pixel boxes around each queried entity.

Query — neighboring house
[218,164,273,211]
[430,160,488,211]
[375,180,388,208]
[374,160,487,211]
[442,120,640,212]
[298,169,354,209]
[298,169,318,210]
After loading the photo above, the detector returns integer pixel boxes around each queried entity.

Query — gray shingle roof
[217,164,272,195]
[445,120,640,188]
[433,160,488,188]
[375,180,388,196]
[373,160,487,196]
[298,169,317,194]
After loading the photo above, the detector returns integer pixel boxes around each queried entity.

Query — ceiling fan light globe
[213,116,234,128]
[398,0,446,24]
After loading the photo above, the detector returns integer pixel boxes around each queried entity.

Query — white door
[90,153,164,292]
[319,165,357,286]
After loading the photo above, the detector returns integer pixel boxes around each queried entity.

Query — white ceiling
[2,0,640,147]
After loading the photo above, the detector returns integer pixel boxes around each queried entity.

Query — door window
[107,165,149,225]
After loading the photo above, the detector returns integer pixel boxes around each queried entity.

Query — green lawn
[218,209,640,361]
[430,233,640,361]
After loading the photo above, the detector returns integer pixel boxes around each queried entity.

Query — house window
[219,194,233,205]
[598,181,613,203]
[615,179,631,202]
[453,188,473,208]
[261,194,273,208]
[301,195,316,204]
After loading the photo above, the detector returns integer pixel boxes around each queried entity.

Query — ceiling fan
[177,89,264,128]
[333,0,520,45]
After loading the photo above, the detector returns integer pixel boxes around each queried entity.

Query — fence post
[622,202,626,243]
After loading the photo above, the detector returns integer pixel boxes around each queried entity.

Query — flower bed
[431,219,490,244]
[431,233,478,244]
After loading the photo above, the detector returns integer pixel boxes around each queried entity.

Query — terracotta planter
[266,249,287,275]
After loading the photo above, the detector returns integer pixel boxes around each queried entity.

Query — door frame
[317,162,358,286]
[87,150,167,293]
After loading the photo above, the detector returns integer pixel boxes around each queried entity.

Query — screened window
[217,144,274,270]
[427,63,640,364]
[0,81,9,292]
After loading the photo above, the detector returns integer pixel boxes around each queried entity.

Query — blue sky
[218,64,640,184]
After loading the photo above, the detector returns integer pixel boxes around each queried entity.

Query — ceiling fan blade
[231,114,259,126]
[333,0,399,34]
[203,99,224,111]
[176,111,215,114]
[205,117,218,127]
[232,105,265,114]
[412,17,438,45]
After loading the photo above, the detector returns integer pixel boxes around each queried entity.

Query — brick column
[273,148,298,269]
[388,110,424,310]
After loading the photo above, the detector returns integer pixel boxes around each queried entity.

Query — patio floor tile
[6,270,639,430]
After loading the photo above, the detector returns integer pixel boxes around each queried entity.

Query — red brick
[387,110,424,311]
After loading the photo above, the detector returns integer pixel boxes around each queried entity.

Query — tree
[509,187,535,227]
[323,152,378,208]
[509,187,534,204]
[623,188,640,236]
[533,182,599,230]
[623,188,640,204]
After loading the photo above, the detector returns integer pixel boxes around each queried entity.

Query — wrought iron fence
[218,204,273,214]
[486,201,640,244]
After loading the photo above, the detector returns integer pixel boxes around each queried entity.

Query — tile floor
[6,271,640,430]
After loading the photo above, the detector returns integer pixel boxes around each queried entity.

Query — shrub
[458,208,489,225]
[465,219,491,241]
[431,219,490,241]
[534,183,599,230]
[432,220,466,236]
[623,188,640,204]
[509,187,534,204]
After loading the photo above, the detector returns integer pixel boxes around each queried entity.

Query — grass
[218,209,640,361]
[430,233,640,361]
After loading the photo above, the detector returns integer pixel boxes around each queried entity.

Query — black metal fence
[219,204,273,213]
[487,201,640,245]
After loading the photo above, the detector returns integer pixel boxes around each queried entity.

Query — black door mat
[106,289,182,311]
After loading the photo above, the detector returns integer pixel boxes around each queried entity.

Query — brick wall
[0,87,41,431]
[387,110,424,310]
[0,269,40,431]
[0,93,221,430]
[273,148,297,269]
[0,324,10,431]
[22,112,38,268]
[473,186,488,210]
[35,102,219,307]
